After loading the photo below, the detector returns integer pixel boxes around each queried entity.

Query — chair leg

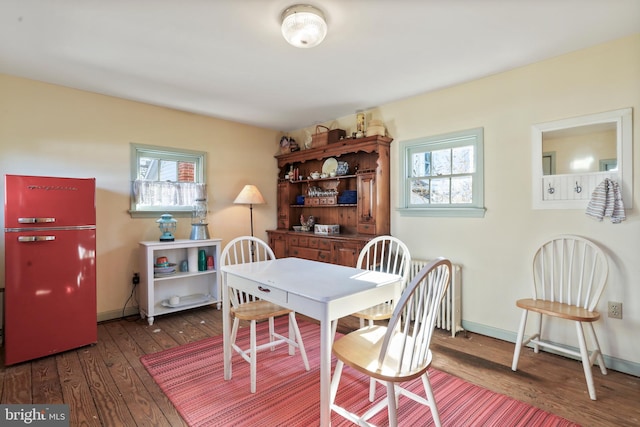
[576,321,597,400]
[331,319,338,342]
[368,377,377,402]
[364,316,377,401]
[512,309,528,371]
[250,320,257,393]
[229,317,240,378]
[386,381,398,427]
[533,312,543,353]
[330,360,344,405]
[586,322,608,375]
[421,372,442,427]
[230,317,240,347]
[268,316,276,351]
[290,313,310,370]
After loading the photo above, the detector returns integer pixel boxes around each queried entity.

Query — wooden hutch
[267,135,392,267]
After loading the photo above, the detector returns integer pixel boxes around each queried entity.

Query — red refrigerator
[4,175,97,365]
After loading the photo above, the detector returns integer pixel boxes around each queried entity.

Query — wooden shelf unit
[268,135,392,267]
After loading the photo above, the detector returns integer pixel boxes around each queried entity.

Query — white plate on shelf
[322,157,338,175]
[161,293,212,308]
[154,271,177,278]
[154,263,176,274]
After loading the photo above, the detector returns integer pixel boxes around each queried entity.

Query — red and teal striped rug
[141,318,579,426]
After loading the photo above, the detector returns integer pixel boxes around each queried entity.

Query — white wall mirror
[532,108,633,209]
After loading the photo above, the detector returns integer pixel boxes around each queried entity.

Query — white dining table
[221,257,402,427]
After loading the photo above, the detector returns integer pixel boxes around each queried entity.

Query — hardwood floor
[0,306,638,426]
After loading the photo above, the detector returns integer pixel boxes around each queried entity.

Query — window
[130,143,206,218]
[398,128,485,217]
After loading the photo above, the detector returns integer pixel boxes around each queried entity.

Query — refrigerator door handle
[18,217,56,224]
[17,235,56,242]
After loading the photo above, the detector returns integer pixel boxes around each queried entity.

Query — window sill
[397,207,486,218]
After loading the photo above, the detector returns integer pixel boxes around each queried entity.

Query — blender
[189,198,211,240]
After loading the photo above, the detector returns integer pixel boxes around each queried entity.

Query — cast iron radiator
[409,259,463,337]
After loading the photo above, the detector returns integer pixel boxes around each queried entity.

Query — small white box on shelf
[314,224,340,235]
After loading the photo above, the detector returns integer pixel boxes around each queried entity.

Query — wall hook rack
[547,183,555,194]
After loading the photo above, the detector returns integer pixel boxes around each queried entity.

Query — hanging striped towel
[586,178,626,223]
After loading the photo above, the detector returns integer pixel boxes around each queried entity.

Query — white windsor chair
[331,236,411,338]
[332,235,412,401]
[511,235,609,400]
[352,236,412,328]
[221,236,309,393]
[330,257,451,427]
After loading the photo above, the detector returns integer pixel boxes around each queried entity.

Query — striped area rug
[141,318,579,427]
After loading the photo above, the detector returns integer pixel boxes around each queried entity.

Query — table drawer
[226,275,288,305]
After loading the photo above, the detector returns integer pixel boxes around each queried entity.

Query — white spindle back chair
[512,235,609,400]
[221,236,309,393]
[330,258,451,427]
[352,236,412,328]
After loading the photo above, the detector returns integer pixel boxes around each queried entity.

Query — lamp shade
[234,185,266,205]
[281,4,327,48]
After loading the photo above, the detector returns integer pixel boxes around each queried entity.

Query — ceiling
[1,1,639,132]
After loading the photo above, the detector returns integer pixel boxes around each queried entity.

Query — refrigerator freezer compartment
[4,175,96,228]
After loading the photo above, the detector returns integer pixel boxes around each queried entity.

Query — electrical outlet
[608,301,623,319]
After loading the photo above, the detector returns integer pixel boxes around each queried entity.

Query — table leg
[319,311,331,427]
[222,273,232,380]
[288,313,295,355]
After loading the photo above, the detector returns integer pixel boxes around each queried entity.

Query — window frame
[398,128,486,218]
[129,143,207,218]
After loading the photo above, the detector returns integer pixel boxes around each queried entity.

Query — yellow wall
[290,34,640,372]
[1,33,638,373]
[0,76,280,319]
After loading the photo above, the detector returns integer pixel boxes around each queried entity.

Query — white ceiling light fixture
[281,4,327,48]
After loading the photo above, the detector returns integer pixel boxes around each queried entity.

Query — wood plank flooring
[0,306,638,426]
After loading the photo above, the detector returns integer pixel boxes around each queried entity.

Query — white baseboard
[462,320,640,378]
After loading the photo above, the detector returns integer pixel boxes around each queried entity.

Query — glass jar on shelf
[190,198,211,240]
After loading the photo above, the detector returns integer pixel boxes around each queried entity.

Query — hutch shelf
[268,135,392,267]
